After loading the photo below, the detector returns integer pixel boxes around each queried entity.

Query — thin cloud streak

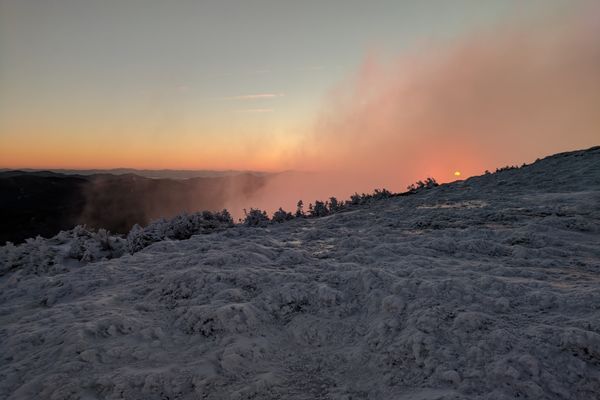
[224,93,285,100]
[233,108,274,113]
[207,69,271,80]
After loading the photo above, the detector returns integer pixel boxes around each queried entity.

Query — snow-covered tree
[407,177,438,192]
[295,200,305,218]
[372,188,392,200]
[215,209,234,225]
[272,207,294,223]
[329,197,341,212]
[127,223,156,253]
[310,200,329,217]
[349,193,363,205]
[127,211,235,253]
[243,208,270,227]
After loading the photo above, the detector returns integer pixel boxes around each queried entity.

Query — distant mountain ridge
[0,168,271,179]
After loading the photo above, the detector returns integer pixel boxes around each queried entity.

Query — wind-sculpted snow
[1,147,600,399]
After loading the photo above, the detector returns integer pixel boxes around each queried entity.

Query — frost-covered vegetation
[0,172,513,276]
[1,147,599,399]
[272,207,294,223]
[0,226,127,276]
[270,188,396,223]
[407,177,439,192]
[0,165,558,275]
[242,208,270,227]
[0,210,235,275]
[127,210,233,253]
[0,186,401,275]
[242,187,395,226]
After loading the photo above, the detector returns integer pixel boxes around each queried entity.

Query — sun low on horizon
[1,0,599,189]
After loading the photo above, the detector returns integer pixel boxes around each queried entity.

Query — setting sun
[454,171,462,177]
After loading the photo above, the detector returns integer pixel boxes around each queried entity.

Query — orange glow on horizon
[2,4,598,181]
[0,128,527,185]
[0,123,302,171]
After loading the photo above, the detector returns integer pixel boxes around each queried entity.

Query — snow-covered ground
[1,147,599,399]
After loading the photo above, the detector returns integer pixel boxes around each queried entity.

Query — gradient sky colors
[1,0,598,187]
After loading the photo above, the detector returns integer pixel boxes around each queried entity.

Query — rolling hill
[0,147,599,399]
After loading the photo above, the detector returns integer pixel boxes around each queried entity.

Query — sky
[1,0,599,189]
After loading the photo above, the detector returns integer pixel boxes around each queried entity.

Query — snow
[1,147,600,399]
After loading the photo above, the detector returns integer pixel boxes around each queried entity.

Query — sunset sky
[1,0,598,186]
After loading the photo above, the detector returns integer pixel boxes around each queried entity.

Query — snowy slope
[1,147,600,400]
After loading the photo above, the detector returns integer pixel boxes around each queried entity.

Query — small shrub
[328,197,341,212]
[127,223,158,253]
[127,210,234,253]
[407,177,438,192]
[349,193,363,205]
[70,226,126,261]
[243,208,270,227]
[215,209,234,225]
[295,200,305,218]
[495,165,517,173]
[272,207,294,223]
[0,236,63,276]
[372,188,392,200]
[309,200,329,217]
[94,228,112,251]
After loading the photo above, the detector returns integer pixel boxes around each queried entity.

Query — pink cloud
[289,3,600,187]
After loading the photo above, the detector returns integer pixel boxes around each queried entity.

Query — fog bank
[249,4,600,212]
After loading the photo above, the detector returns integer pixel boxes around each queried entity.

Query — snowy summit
[1,147,600,399]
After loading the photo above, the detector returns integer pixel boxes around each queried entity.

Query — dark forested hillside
[0,171,268,243]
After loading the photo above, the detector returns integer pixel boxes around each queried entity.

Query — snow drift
[1,147,599,399]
